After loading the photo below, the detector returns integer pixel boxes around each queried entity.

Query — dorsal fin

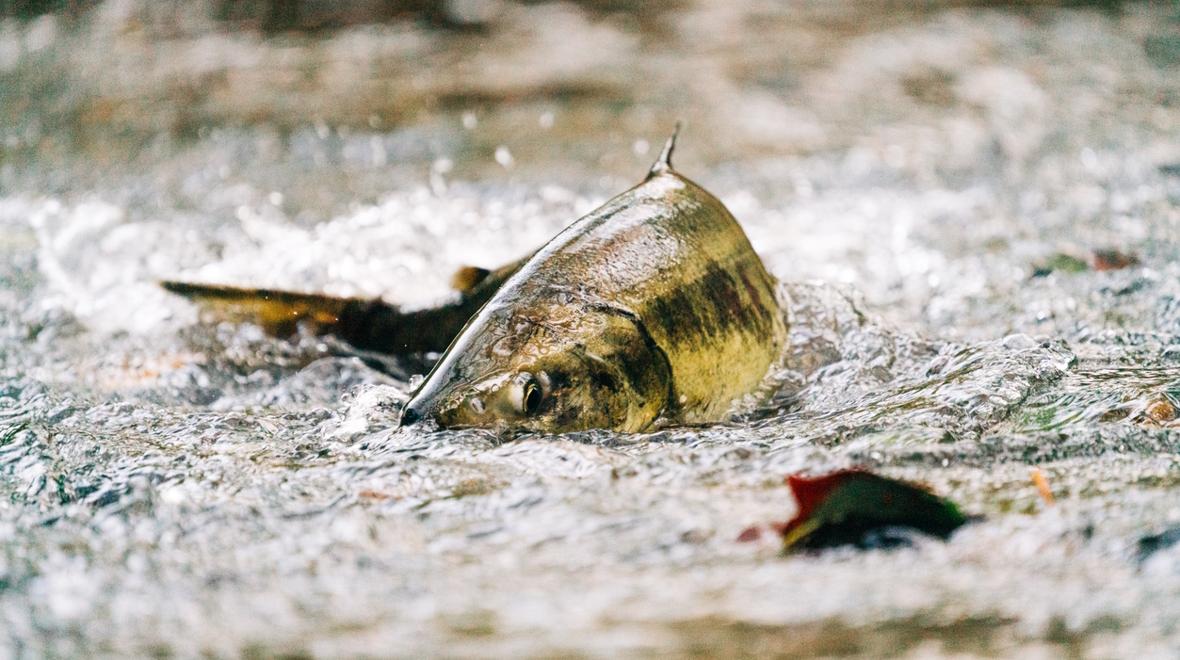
[646,121,682,178]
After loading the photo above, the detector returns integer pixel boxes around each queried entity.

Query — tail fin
[647,121,683,178]
[162,281,465,354]
[162,255,527,355]
[161,281,360,338]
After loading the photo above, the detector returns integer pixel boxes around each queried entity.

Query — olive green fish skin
[403,161,787,433]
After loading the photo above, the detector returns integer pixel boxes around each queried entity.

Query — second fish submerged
[401,127,786,432]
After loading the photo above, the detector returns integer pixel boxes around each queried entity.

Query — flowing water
[2,1,1180,656]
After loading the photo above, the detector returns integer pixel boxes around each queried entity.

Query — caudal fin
[162,273,506,355]
[160,281,362,338]
[162,253,531,355]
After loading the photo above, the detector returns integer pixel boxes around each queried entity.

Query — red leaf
[781,470,865,538]
[777,468,971,552]
[1092,249,1139,271]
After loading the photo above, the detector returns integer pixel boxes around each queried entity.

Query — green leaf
[1031,253,1088,277]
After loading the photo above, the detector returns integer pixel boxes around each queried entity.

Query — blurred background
[3,0,1174,197]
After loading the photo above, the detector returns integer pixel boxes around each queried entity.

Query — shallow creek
[2,2,1179,656]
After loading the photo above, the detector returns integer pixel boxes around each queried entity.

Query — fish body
[402,130,786,432]
[163,128,786,433]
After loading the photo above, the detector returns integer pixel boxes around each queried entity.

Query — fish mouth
[398,377,468,429]
[400,370,512,429]
[397,395,472,430]
[398,399,460,430]
[398,403,424,427]
[399,364,456,428]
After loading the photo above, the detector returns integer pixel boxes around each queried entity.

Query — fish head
[400,302,671,433]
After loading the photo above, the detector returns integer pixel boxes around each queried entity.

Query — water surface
[2,1,1180,656]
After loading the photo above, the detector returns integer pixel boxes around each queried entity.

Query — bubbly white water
[1,1,1179,656]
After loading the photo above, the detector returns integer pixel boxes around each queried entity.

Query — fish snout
[399,386,458,428]
[400,385,484,429]
[398,403,423,427]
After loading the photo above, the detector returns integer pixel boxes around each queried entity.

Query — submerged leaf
[1092,249,1139,272]
[1145,398,1176,423]
[777,469,970,552]
[1031,252,1089,277]
[1138,526,1180,563]
[1030,468,1055,506]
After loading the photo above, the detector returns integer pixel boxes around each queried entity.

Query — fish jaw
[399,305,672,434]
[400,371,512,430]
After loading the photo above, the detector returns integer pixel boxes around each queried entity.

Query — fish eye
[524,381,542,415]
[509,372,545,416]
